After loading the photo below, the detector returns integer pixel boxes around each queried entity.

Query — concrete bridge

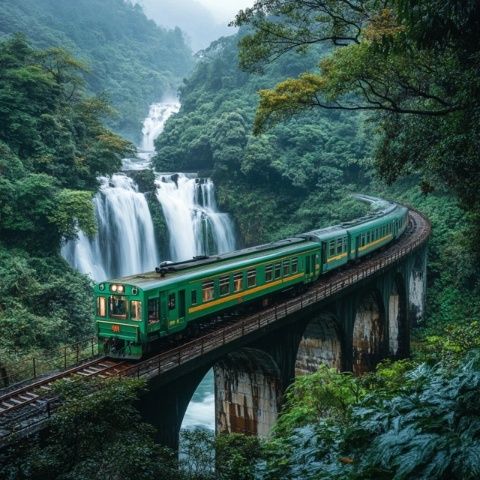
[134,209,430,448]
[0,209,430,449]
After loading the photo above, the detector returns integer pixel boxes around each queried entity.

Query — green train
[94,196,408,359]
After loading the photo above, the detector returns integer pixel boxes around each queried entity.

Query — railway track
[0,209,430,446]
[0,358,131,442]
[0,358,131,416]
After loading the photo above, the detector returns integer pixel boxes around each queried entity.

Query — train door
[166,291,179,328]
[355,236,360,259]
[147,296,163,331]
[321,243,327,272]
[178,289,186,319]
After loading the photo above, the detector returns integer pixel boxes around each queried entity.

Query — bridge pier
[408,249,427,325]
[351,289,386,375]
[295,311,343,374]
[214,348,281,437]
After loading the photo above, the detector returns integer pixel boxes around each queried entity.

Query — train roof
[111,239,319,290]
[101,195,408,291]
[299,195,400,241]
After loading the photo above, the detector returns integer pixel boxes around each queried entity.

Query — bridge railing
[0,337,98,390]
[120,211,431,381]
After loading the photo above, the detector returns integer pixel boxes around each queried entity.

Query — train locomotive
[94,196,408,359]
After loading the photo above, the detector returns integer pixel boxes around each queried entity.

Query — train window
[329,241,336,256]
[234,273,243,292]
[336,238,343,254]
[202,281,215,302]
[291,258,298,274]
[191,290,197,305]
[168,294,176,310]
[219,276,230,296]
[247,270,256,288]
[274,263,282,279]
[131,301,141,320]
[97,297,106,317]
[367,232,371,243]
[265,265,273,282]
[148,299,159,323]
[109,296,127,319]
[283,260,290,276]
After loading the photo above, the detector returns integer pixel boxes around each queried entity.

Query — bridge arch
[214,348,282,437]
[352,289,386,374]
[388,273,408,358]
[295,312,342,375]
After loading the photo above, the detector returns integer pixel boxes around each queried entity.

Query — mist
[137,0,247,51]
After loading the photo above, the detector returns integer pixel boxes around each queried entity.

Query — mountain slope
[0,0,193,141]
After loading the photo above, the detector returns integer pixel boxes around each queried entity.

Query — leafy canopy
[234,1,480,215]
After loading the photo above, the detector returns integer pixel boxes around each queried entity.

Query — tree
[233,1,480,220]
[0,378,180,480]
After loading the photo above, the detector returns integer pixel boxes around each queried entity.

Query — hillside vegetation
[0,35,132,378]
[0,0,193,141]
[154,37,372,245]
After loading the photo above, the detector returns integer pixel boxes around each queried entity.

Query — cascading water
[155,173,236,262]
[123,101,180,171]
[61,174,159,281]
[63,100,234,431]
[141,102,180,153]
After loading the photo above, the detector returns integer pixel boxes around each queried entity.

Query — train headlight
[111,285,118,292]
[117,285,124,293]
[99,283,105,291]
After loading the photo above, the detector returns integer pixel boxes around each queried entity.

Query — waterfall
[141,102,180,152]
[155,173,236,262]
[63,100,235,285]
[61,174,159,281]
[123,101,180,171]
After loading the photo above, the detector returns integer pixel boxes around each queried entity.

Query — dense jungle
[1,1,480,479]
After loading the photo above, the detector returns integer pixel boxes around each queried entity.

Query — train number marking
[112,324,121,333]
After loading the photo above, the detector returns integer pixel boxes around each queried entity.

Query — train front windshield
[109,296,127,318]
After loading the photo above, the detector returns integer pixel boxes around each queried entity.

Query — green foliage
[215,433,262,480]
[0,36,135,370]
[180,428,216,479]
[49,189,96,239]
[233,1,480,242]
[0,35,133,253]
[0,0,193,141]
[0,378,180,480]
[274,366,365,438]
[259,352,480,480]
[0,248,93,361]
[154,35,372,246]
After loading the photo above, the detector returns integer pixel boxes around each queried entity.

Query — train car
[94,196,409,359]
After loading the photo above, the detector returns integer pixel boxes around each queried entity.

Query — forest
[0,0,193,141]
[1,1,480,479]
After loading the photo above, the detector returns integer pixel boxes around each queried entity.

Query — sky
[138,0,255,51]
[196,0,253,24]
